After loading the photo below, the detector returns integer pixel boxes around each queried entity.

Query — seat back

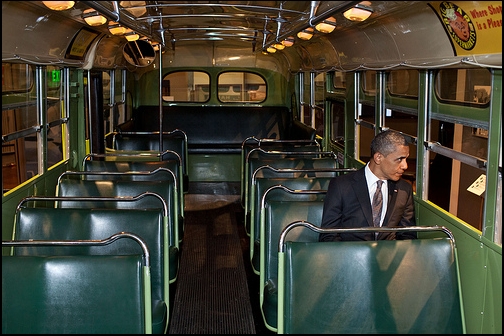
[249,176,333,272]
[81,160,185,218]
[258,187,326,332]
[278,223,466,334]
[243,153,337,223]
[247,166,355,260]
[12,205,167,334]
[240,138,320,198]
[105,129,189,191]
[242,146,328,206]
[56,171,181,247]
[2,233,152,334]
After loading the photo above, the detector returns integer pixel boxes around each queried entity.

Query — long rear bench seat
[115,105,316,154]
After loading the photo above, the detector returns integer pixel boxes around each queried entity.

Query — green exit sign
[51,70,60,82]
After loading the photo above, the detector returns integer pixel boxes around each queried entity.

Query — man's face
[376,145,409,181]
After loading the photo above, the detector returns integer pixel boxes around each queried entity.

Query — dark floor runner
[168,195,256,334]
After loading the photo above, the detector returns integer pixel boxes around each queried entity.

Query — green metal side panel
[416,200,502,334]
[2,163,68,256]
[482,243,502,334]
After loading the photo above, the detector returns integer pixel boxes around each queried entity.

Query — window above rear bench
[162,70,266,104]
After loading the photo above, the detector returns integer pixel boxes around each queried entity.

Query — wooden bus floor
[168,191,274,334]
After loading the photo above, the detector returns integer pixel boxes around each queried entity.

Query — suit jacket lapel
[383,180,398,226]
[352,168,374,227]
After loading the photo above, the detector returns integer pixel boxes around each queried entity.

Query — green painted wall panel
[416,200,502,334]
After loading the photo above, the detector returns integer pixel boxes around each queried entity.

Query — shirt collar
[365,162,381,189]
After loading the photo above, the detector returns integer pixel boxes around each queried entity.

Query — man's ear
[373,152,382,164]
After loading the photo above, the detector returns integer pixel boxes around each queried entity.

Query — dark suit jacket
[319,167,416,241]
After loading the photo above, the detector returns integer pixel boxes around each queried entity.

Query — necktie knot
[372,180,384,227]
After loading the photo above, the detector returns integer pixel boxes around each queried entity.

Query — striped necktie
[372,180,383,227]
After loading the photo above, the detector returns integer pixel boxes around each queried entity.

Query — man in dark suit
[319,130,417,241]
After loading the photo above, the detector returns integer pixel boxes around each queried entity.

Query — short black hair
[370,130,408,157]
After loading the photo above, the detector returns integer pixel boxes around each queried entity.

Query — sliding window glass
[46,65,64,168]
[2,63,37,192]
[162,71,210,102]
[428,68,492,231]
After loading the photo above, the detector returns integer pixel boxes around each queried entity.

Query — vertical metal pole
[158,45,164,151]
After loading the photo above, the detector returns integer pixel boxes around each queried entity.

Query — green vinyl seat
[244,152,337,233]
[57,170,182,251]
[250,175,333,274]
[240,137,320,202]
[2,233,152,334]
[82,157,185,218]
[104,129,189,193]
[277,223,466,334]
[259,186,326,332]
[242,146,328,209]
[12,204,168,334]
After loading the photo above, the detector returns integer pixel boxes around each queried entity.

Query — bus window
[44,66,66,170]
[301,72,311,125]
[2,63,68,193]
[2,64,38,191]
[436,68,491,105]
[163,71,210,102]
[2,63,33,93]
[102,71,111,134]
[113,69,126,128]
[2,104,38,191]
[363,70,377,96]
[314,72,325,137]
[428,68,493,231]
[388,69,419,98]
[217,72,266,103]
[329,100,345,148]
[357,71,378,163]
[332,71,346,90]
[357,104,376,163]
[299,72,324,134]
[428,120,488,230]
[46,66,64,168]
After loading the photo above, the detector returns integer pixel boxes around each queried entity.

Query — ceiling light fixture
[266,46,277,53]
[108,21,127,35]
[124,30,140,41]
[273,43,285,50]
[42,1,75,11]
[315,17,337,33]
[297,27,314,41]
[343,2,374,22]
[120,1,147,17]
[82,8,107,26]
[281,36,295,47]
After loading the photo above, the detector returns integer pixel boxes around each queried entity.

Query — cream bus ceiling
[40,1,361,51]
[3,1,502,71]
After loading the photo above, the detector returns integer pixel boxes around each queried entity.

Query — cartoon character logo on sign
[439,2,476,50]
